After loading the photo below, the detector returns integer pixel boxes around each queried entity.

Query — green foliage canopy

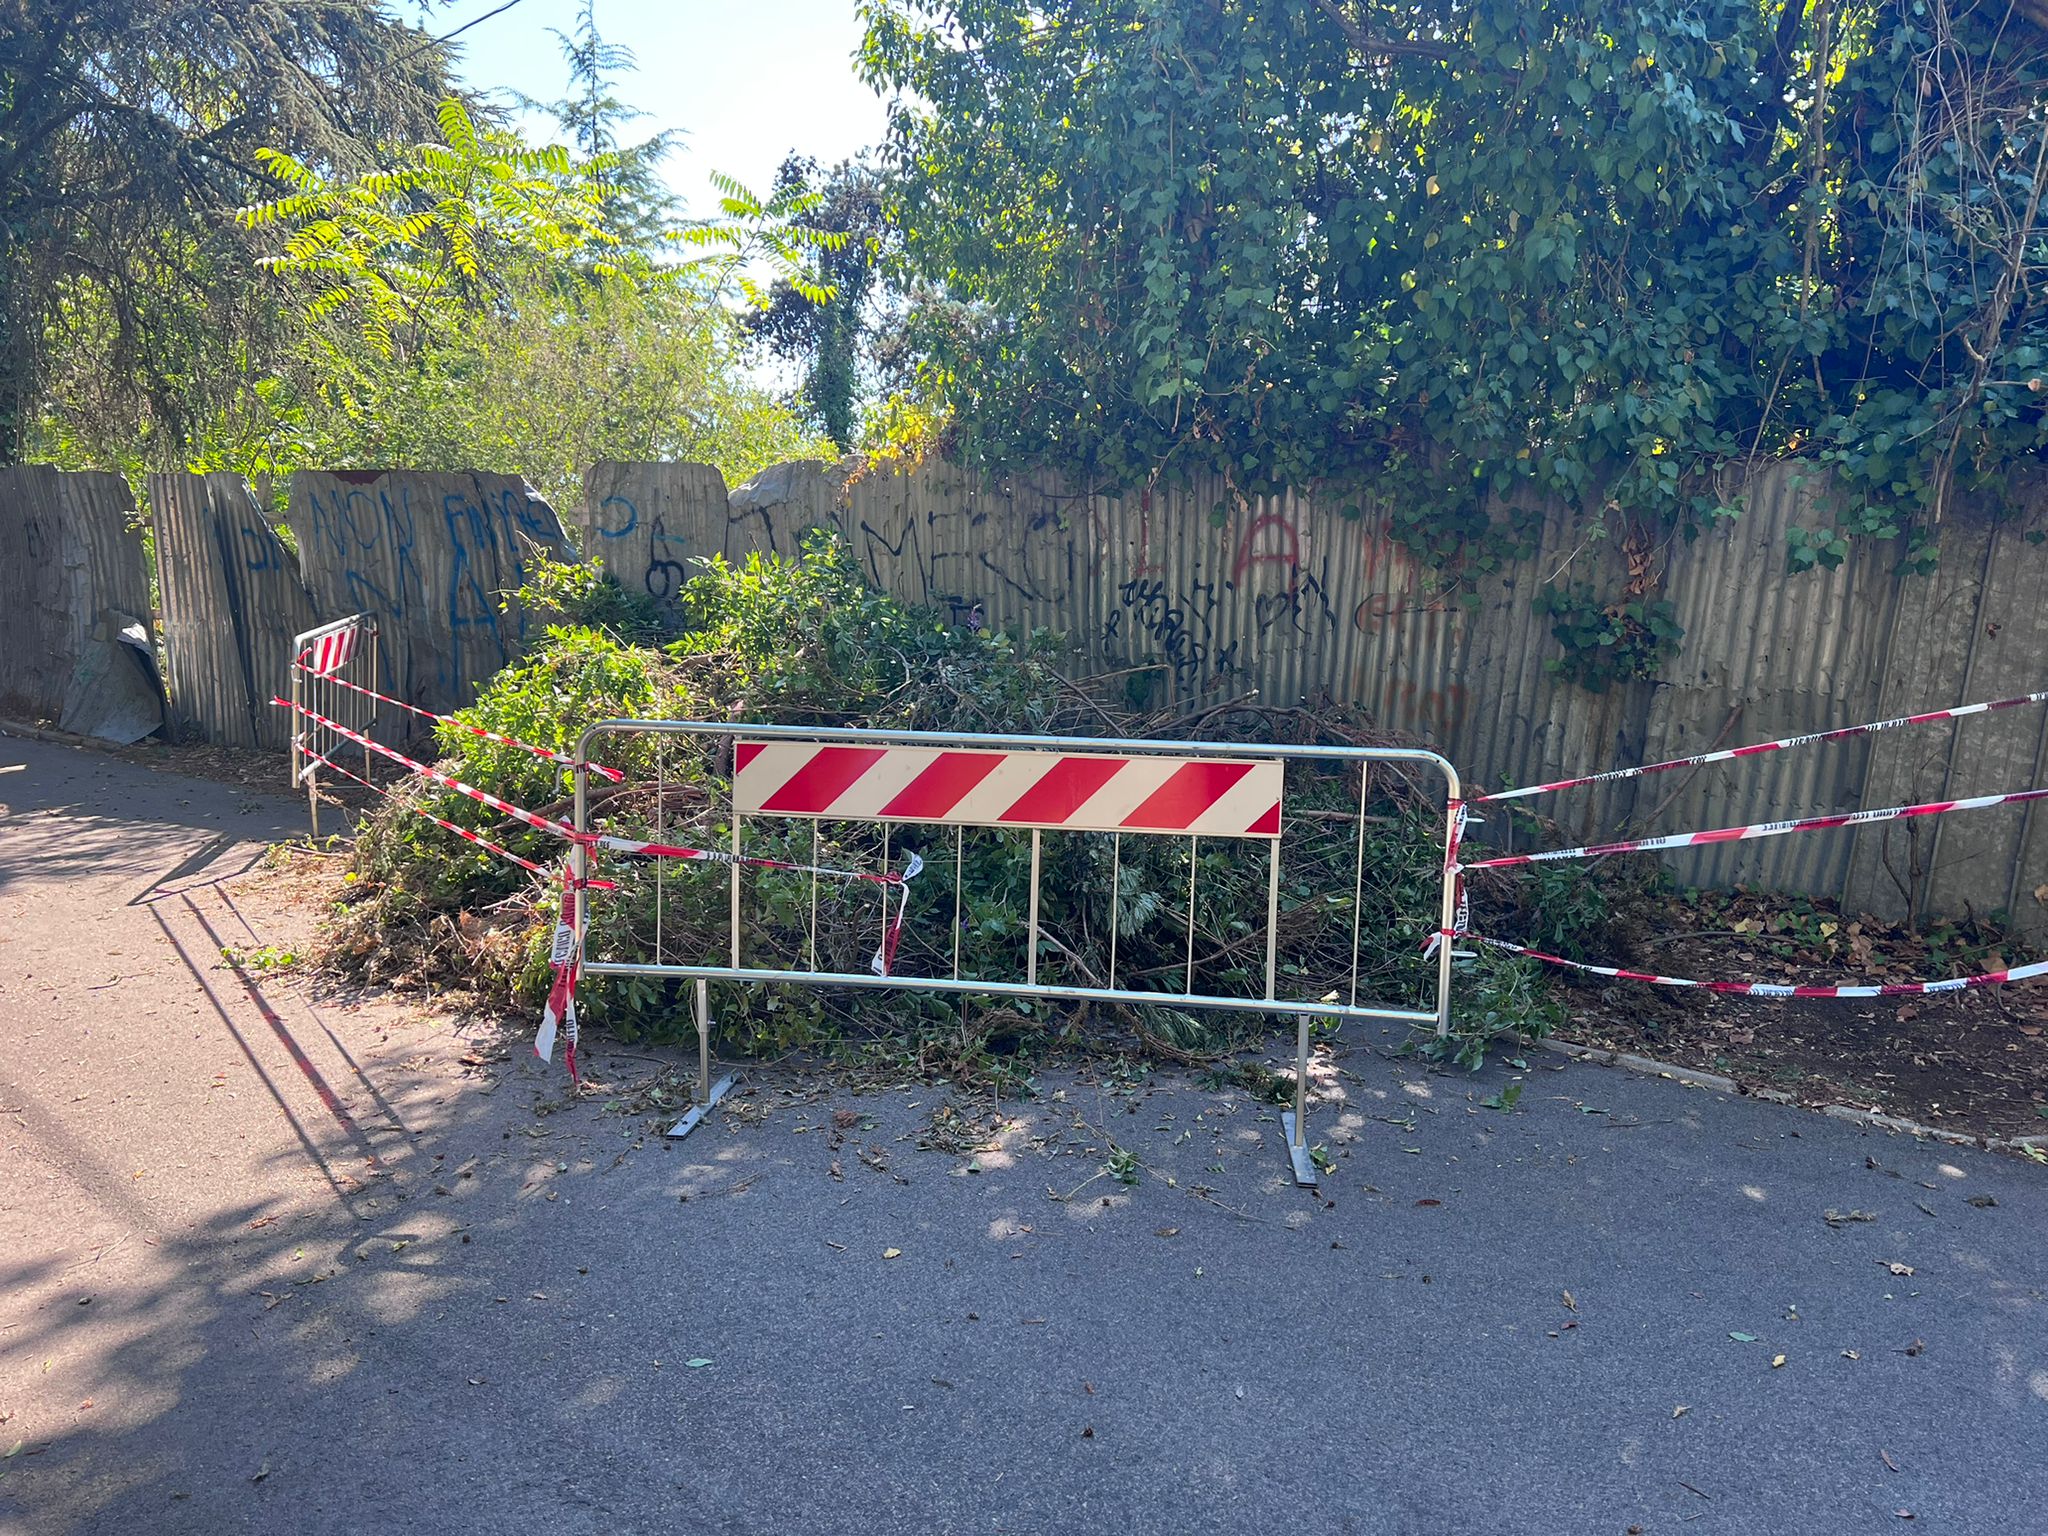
[0,0,454,462]
[861,0,2048,562]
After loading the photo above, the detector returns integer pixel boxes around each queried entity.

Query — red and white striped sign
[732,742,1283,838]
[303,619,360,677]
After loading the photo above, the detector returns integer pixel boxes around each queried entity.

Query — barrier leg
[667,977,735,1140]
[1281,1011,1318,1187]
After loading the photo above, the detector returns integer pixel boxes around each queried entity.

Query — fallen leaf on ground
[1824,1208,1877,1227]
[1771,1354,1787,1368]
[1881,1261,1915,1276]
[1843,1349,1861,1360]
[1562,1289,1577,1311]
[1900,1339,1925,1357]
[1672,1405,1689,1419]
[1966,1194,1997,1209]
[1882,1450,1900,1471]
[883,1248,902,1260]
[1153,1227,1179,1238]
[685,1359,712,1369]
[1729,1332,1759,1343]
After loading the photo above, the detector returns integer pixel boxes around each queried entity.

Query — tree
[861,0,2048,564]
[743,154,893,449]
[264,259,822,511]
[520,0,679,246]
[241,97,640,361]
[0,0,455,463]
[186,99,821,502]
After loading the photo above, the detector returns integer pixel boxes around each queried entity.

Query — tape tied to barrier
[290,661,625,783]
[1466,933,2048,998]
[1459,784,2048,872]
[1475,687,2048,804]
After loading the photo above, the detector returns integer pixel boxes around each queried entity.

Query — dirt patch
[1556,891,2048,1142]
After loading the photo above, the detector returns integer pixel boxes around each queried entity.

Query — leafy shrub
[1535,585,1684,691]
[328,533,1603,1075]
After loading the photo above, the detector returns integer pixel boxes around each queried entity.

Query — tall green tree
[862,0,2048,562]
[520,0,679,246]
[743,154,893,449]
[0,0,455,463]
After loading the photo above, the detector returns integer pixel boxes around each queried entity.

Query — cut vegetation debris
[309,536,2044,1130]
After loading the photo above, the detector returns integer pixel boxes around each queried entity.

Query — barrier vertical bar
[1263,838,1281,1003]
[363,624,378,779]
[1435,772,1464,1039]
[1349,765,1369,1008]
[951,826,963,981]
[306,656,320,838]
[1286,1011,1315,1186]
[696,977,710,1101]
[1184,835,1198,995]
[730,809,742,969]
[289,647,304,795]
[571,753,590,957]
[654,735,665,964]
[1026,829,1041,988]
[1274,829,1316,1186]
[1108,832,1121,990]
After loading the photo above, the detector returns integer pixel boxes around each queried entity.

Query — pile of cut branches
[322,533,1626,1074]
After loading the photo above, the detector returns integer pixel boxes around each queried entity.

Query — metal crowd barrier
[573,721,1461,1185]
[289,614,378,837]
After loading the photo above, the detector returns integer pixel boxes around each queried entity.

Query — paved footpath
[1,736,2043,1535]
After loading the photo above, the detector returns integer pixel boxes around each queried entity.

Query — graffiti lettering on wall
[1231,513,1301,586]
[301,478,557,696]
[591,491,692,603]
[1114,577,1219,695]
[1100,509,1345,697]
[844,493,1069,623]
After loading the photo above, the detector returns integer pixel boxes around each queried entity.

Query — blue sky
[438,0,894,217]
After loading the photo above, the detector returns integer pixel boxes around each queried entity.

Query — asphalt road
[1,735,2043,1536]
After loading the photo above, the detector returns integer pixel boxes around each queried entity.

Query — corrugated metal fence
[135,469,575,749]
[3,455,2040,931]
[590,456,2047,935]
[0,466,163,742]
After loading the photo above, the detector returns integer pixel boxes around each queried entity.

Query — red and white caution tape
[1463,784,2048,870]
[536,863,586,1079]
[874,853,923,976]
[1476,689,2048,803]
[302,749,551,876]
[1422,800,1471,958]
[1467,933,2048,998]
[291,663,624,783]
[274,698,584,842]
